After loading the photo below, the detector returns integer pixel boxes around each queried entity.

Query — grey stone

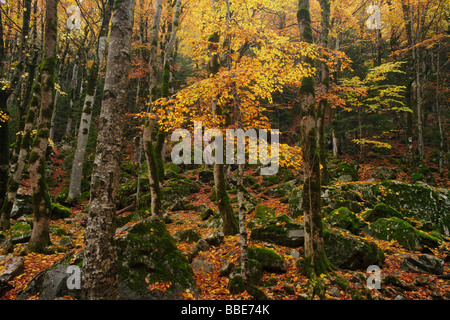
[400,254,444,275]
[0,256,24,282]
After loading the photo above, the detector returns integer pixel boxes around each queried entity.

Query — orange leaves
[146,280,172,293]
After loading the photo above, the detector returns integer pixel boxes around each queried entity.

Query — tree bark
[68,0,113,201]
[28,0,58,253]
[81,0,136,300]
[297,0,332,277]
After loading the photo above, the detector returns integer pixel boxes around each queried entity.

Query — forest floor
[1,138,449,301]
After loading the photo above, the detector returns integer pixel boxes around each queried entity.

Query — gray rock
[328,286,341,298]
[338,174,354,182]
[219,261,235,277]
[324,228,385,270]
[400,254,444,275]
[0,256,24,282]
[192,239,211,257]
[17,253,81,300]
[204,231,224,247]
[173,228,202,243]
[191,256,215,274]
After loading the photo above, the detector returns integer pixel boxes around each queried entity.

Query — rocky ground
[0,145,449,300]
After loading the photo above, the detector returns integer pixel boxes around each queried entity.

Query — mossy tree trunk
[143,118,162,217]
[141,0,163,216]
[68,0,113,202]
[0,74,41,230]
[297,0,332,277]
[317,0,330,185]
[0,0,33,217]
[28,0,58,253]
[208,0,238,236]
[81,0,136,300]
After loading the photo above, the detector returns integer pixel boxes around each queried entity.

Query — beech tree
[81,0,136,300]
[28,0,58,253]
[68,0,113,202]
[297,0,333,277]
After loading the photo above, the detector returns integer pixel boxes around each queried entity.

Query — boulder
[173,229,202,243]
[198,169,214,183]
[248,246,286,273]
[362,203,403,222]
[51,203,72,220]
[11,194,33,219]
[400,254,444,275]
[203,230,224,247]
[191,255,215,274]
[372,167,397,180]
[363,217,420,250]
[18,219,199,300]
[17,253,81,300]
[250,214,304,247]
[116,218,198,299]
[228,259,263,294]
[264,183,293,198]
[254,205,275,221]
[0,256,24,282]
[324,228,385,270]
[324,207,367,234]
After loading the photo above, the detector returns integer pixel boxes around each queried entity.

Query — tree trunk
[81,0,136,300]
[297,0,332,277]
[149,0,163,103]
[317,0,330,185]
[143,118,162,217]
[68,0,113,201]
[28,0,58,253]
[0,73,41,230]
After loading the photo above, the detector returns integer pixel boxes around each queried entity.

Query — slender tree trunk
[81,0,136,300]
[141,0,164,216]
[143,118,162,217]
[0,73,41,230]
[28,0,58,253]
[68,0,113,201]
[317,0,330,185]
[297,0,332,277]
[149,0,163,103]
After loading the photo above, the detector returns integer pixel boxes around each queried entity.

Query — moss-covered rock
[250,215,304,248]
[248,246,286,273]
[324,227,385,270]
[228,259,263,294]
[173,228,202,243]
[264,183,293,198]
[162,178,200,204]
[362,203,403,222]
[254,205,275,221]
[51,203,71,220]
[116,218,198,299]
[164,162,182,174]
[324,207,367,234]
[363,217,420,250]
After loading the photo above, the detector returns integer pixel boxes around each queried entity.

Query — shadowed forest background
[0,0,449,301]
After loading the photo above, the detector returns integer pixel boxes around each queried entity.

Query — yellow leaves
[352,139,392,150]
[0,110,9,127]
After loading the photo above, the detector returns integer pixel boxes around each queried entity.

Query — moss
[51,203,71,219]
[364,217,420,250]
[161,62,171,98]
[254,205,275,220]
[116,218,196,296]
[362,203,403,222]
[248,246,286,273]
[324,207,367,234]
